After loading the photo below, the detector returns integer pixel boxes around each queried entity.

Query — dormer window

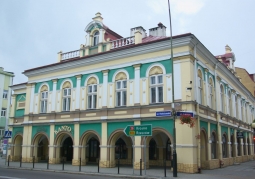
[93,31,99,46]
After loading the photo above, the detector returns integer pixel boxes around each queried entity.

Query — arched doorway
[32,134,49,162]
[87,137,99,162]
[115,138,127,160]
[13,135,23,161]
[200,130,207,168]
[61,136,73,162]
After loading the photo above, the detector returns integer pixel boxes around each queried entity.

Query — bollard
[79,157,81,172]
[98,159,99,173]
[140,159,142,176]
[62,157,64,170]
[8,155,10,167]
[33,156,35,168]
[118,158,120,174]
[20,156,22,168]
[164,159,166,177]
[47,157,49,170]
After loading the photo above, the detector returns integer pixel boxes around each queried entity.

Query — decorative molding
[115,72,127,81]
[149,66,163,76]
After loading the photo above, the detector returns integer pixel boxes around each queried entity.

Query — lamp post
[167,0,177,177]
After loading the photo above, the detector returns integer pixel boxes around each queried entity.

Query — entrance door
[62,137,73,162]
[88,138,99,162]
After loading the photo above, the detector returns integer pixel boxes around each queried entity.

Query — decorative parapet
[61,50,80,60]
[110,36,135,49]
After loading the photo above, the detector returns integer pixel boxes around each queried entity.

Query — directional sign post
[124,124,152,137]
[4,130,12,138]
[176,111,194,117]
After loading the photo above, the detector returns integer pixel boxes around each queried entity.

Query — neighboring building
[0,67,14,149]
[9,13,255,173]
[216,45,255,97]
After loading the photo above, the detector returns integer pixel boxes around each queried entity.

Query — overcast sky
[1,0,255,85]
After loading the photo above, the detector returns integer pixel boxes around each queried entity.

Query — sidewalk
[1,157,255,179]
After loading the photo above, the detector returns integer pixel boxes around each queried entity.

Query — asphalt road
[0,168,125,179]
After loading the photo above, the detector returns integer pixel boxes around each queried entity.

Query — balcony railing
[61,50,80,60]
[111,36,135,49]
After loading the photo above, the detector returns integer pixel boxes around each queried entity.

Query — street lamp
[167,0,177,177]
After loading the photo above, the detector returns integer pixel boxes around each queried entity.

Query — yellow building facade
[9,13,255,173]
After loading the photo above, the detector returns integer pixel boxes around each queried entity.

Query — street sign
[4,130,12,138]
[237,131,243,138]
[156,111,172,117]
[124,124,152,136]
[176,111,194,117]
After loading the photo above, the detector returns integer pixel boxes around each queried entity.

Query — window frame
[220,85,224,112]
[150,74,163,104]
[93,31,99,46]
[40,91,48,113]
[116,80,127,107]
[1,108,6,117]
[198,74,203,104]
[87,84,97,109]
[2,90,8,99]
[62,88,71,111]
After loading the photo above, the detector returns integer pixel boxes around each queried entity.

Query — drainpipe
[214,63,223,164]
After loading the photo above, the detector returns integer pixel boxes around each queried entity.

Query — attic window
[93,31,99,46]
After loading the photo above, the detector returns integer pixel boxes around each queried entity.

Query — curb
[1,166,160,179]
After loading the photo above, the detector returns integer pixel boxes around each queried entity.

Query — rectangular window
[198,77,202,104]
[40,91,48,113]
[3,90,8,99]
[63,88,71,111]
[150,75,163,103]
[1,108,6,117]
[88,85,97,109]
[116,80,127,107]
[209,85,213,108]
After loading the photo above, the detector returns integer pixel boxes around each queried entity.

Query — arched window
[150,74,163,103]
[197,70,203,104]
[93,31,99,46]
[40,85,48,113]
[235,96,238,118]
[62,81,71,111]
[222,134,227,158]
[220,85,224,112]
[228,91,232,116]
[149,139,157,160]
[115,138,127,159]
[209,78,214,109]
[211,132,216,159]
[166,139,171,160]
[86,76,98,109]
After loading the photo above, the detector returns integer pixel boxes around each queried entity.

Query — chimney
[130,26,146,38]
[225,45,232,54]
[149,22,166,37]
[134,30,142,44]
[92,12,103,22]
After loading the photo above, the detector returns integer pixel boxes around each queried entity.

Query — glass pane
[41,93,44,99]
[150,76,155,85]
[117,92,121,106]
[158,87,163,102]
[41,101,44,113]
[117,82,121,89]
[93,95,97,108]
[94,85,97,92]
[63,98,66,111]
[45,101,47,113]
[123,91,126,106]
[158,75,162,83]
[151,88,156,103]
[67,98,70,111]
[88,95,92,108]
[89,86,92,93]
[123,81,127,88]
[45,92,48,98]
[64,89,67,96]
[68,89,71,95]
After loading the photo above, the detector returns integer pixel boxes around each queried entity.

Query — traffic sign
[4,130,12,138]
[176,111,194,117]
[156,111,172,117]
[124,124,152,136]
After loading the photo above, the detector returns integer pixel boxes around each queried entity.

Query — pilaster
[51,79,58,112]
[102,70,109,108]
[133,64,141,105]
[75,75,82,110]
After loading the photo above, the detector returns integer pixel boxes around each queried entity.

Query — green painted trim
[102,45,106,52]
[54,124,74,137]
[15,109,24,117]
[230,128,234,135]
[107,121,134,137]
[57,76,77,90]
[141,119,173,136]
[200,120,208,132]
[35,81,53,93]
[13,127,23,137]
[32,125,50,140]
[80,123,101,137]
[140,59,172,78]
[210,123,217,133]
[221,126,228,135]
[197,63,205,81]
[16,94,26,102]
[108,66,134,82]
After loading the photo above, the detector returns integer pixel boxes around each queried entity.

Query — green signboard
[124,124,152,136]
